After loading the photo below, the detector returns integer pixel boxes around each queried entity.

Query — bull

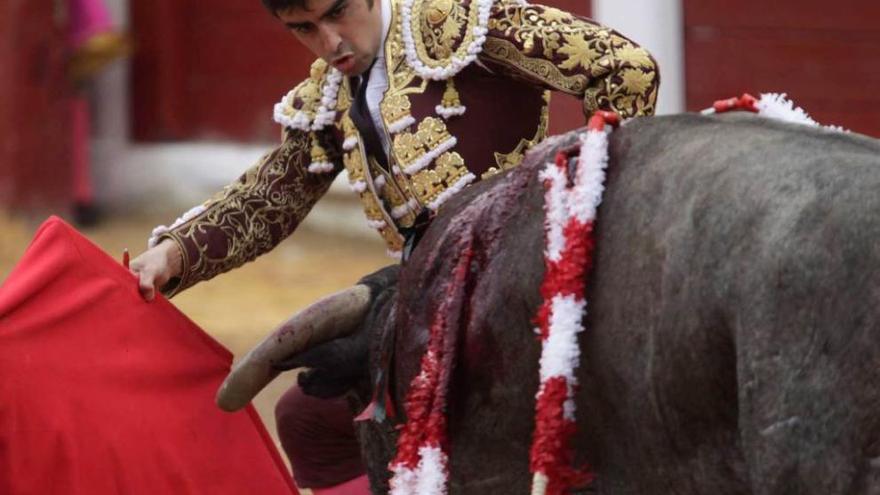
[219,112,880,494]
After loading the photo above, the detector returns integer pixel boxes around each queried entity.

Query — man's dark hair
[261,0,373,15]
[262,0,307,14]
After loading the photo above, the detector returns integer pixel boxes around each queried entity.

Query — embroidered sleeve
[158,128,340,297]
[480,1,659,118]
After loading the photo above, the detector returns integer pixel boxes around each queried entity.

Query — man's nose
[317,25,343,56]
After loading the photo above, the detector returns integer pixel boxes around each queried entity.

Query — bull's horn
[215,284,372,412]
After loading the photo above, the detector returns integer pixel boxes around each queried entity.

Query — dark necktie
[349,61,390,170]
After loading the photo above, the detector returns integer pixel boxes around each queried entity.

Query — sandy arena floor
[0,210,390,489]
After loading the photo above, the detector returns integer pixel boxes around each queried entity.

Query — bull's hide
[356,113,880,494]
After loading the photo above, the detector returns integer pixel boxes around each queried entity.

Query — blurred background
[0,0,877,482]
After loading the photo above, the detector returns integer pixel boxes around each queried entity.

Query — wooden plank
[685,0,880,31]
[131,0,594,141]
[683,0,880,137]
[685,27,880,101]
[0,1,72,210]
[0,0,13,205]
[130,0,194,140]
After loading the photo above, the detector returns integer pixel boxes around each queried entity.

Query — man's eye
[328,6,346,19]
[292,25,314,34]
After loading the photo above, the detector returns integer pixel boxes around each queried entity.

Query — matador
[130,0,658,490]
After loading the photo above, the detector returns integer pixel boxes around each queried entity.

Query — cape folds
[0,217,297,495]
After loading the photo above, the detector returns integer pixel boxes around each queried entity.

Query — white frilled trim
[387,249,403,260]
[539,295,586,386]
[427,172,475,211]
[413,445,449,495]
[756,93,846,132]
[400,0,493,80]
[435,105,466,119]
[571,130,610,223]
[349,180,367,193]
[392,165,403,175]
[392,198,420,219]
[390,444,449,495]
[343,135,359,151]
[367,219,388,230]
[311,69,344,130]
[147,204,207,248]
[374,175,387,191]
[308,161,336,174]
[389,465,418,495]
[273,101,312,131]
[530,473,549,495]
[273,68,343,132]
[538,163,568,262]
[388,115,417,134]
[402,137,458,175]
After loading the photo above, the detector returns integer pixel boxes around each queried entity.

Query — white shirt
[364,0,393,156]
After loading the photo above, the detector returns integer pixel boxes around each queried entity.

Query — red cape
[0,217,297,494]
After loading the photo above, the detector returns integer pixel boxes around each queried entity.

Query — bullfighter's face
[278,0,383,76]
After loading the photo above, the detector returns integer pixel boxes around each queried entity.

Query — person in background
[66,0,129,226]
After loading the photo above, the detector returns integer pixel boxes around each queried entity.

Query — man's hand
[129,239,183,301]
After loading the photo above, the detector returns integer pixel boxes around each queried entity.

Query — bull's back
[384,114,880,494]
[588,114,880,494]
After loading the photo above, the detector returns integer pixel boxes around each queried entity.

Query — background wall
[683,0,880,135]
[0,1,72,211]
[2,0,878,213]
[128,0,591,142]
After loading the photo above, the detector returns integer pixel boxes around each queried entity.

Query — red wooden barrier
[0,1,73,210]
[130,0,591,142]
[684,0,880,137]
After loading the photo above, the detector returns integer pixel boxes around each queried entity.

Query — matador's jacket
[153,0,659,296]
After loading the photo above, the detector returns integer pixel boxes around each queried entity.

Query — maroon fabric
[0,217,297,495]
[313,474,370,495]
[275,385,366,489]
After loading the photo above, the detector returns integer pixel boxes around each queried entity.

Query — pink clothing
[67,0,114,47]
[275,386,367,490]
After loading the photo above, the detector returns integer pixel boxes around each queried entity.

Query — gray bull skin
[347,112,880,494]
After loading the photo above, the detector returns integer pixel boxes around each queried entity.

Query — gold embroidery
[480,166,501,180]
[410,151,469,205]
[482,2,658,118]
[163,130,336,295]
[410,0,482,69]
[493,90,550,172]
[344,149,366,182]
[342,114,358,142]
[418,0,468,60]
[380,94,414,128]
[379,176,417,228]
[424,0,454,25]
[310,134,329,164]
[393,133,427,169]
[393,117,454,169]
[483,37,589,94]
[275,60,331,121]
[384,0,422,91]
[416,117,453,150]
[440,79,462,108]
[361,188,388,222]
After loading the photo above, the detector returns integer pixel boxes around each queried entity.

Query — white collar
[377,0,392,61]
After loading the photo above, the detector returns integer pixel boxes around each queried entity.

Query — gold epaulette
[273,59,348,132]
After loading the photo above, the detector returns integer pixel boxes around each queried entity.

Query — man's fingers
[138,270,157,301]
